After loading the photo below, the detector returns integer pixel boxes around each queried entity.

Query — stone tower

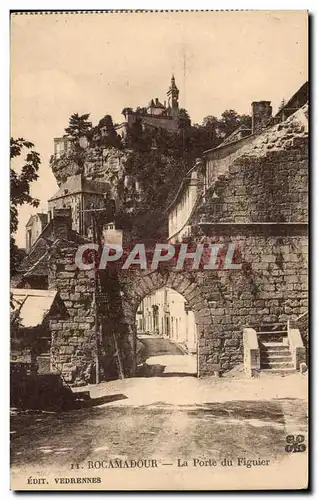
[167,74,179,117]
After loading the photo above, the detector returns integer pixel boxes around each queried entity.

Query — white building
[136,287,197,354]
[25,213,48,252]
[167,159,202,244]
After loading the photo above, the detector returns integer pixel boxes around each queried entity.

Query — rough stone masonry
[48,104,308,382]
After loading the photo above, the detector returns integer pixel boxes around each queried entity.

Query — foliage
[119,106,252,239]
[91,115,122,149]
[64,113,92,140]
[118,150,189,239]
[121,107,133,117]
[177,108,191,129]
[63,113,93,168]
[202,110,251,139]
[10,138,41,273]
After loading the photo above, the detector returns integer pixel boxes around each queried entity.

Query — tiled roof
[25,213,48,228]
[37,213,49,226]
[11,288,58,328]
[25,215,36,227]
[219,124,252,147]
[48,175,111,201]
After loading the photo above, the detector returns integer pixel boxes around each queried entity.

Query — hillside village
[11,76,308,386]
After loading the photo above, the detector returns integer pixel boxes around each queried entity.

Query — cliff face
[84,147,126,184]
[50,143,188,240]
[50,146,127,188]
[50,154,83,186]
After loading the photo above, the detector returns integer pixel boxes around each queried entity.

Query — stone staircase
[259,341,296,373]
[243,322,306,377]
[257,324,295,373]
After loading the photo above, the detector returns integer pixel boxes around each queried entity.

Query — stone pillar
[52,208,72,240]
[251,101,272,134]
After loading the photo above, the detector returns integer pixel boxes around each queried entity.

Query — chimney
[155,98,159,105]
[52,207,72,240]
[251,101,272,134]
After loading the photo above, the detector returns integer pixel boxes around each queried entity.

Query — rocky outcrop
[83,147,127,185]
[50,154,82,186]
[51,146,128,189]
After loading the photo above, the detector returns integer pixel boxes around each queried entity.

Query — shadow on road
[76,393,128,409]
[10,392,128,414]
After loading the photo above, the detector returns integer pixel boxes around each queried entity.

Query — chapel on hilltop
[116,74,184,136]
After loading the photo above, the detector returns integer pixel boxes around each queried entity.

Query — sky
[11,10,308,248]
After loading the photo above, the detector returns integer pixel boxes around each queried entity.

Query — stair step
[260,368,297,374]
[261,354,292,362]
[261,350,291,356]
[261,344,290,349]
[261,342,289,350]
[257,331,287,335]
[261,341,288,346]
[260,361,295,369]
[251,322,286,327]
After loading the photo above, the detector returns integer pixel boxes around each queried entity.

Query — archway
[119,269,216,377]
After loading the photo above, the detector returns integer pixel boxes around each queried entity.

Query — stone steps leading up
[259,338,295,373]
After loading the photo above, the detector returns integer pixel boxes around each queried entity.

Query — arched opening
[135,287,198,377]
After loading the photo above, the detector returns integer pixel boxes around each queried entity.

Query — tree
[219,109,241,136]
[64,113,92,168]
[238,113,252,129]
[64,113,92,141]
[96,115,122,149]
[121,107,133,118]
[10,138,41,274]
[202,115,218,128]
[201,110,252,147]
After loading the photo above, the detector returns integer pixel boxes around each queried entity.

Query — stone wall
[48,239,135,382]
[204,103,308,199]
[47,105,308,380]
[204,134,257,191]
[48,239,97,383]
[195,227,307,373]
[201,139,308,224]
[47,226,307,379]
[190,104,308,373]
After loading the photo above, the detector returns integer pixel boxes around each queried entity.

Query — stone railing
[243,328,260,377]
[204,133,257,192]
[287,324,306,371]
[289,312,308,364]
[168,173,199,243]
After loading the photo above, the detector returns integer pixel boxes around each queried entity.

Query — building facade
[118,75,184,138]
[167,159,202,243]
[136,287,198,354]
[48,174,113,237]
[25,213,48,252]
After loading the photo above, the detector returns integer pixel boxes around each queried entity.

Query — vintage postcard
[10,10,308,491]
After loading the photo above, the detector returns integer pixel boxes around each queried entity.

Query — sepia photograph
[10,10,308,491]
